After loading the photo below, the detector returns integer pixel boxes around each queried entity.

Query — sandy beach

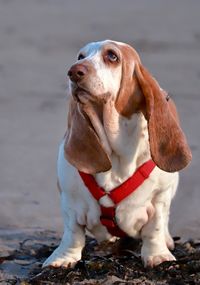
[0,0,200,249]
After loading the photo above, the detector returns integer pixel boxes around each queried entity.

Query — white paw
[142,251,176,268]
[43,255,78,268]
[42,248,81,269]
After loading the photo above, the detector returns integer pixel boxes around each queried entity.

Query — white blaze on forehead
[78,40,112,56]
[78,41,105,56]
[78,40,122,98]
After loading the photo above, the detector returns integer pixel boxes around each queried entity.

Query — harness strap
[79,160,156,237]
[100,206,127,237]
[107,160,156,204]
[78,171,105,201]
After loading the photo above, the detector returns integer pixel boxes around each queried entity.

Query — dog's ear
[135,63,192,172]
[64,100,111,174]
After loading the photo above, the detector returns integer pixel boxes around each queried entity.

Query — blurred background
[0,0,199,239]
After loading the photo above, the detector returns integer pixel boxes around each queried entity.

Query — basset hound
[43,40,192,268]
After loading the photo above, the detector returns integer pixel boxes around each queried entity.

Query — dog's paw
[142,251,176,268]
[42,248,81,269]
[43,255,78,268]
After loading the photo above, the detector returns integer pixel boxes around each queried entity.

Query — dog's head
[65,40,192,174]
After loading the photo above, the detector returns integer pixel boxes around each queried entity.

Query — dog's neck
[94,99,151,191]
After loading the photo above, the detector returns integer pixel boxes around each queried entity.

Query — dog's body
[43,40,191,268]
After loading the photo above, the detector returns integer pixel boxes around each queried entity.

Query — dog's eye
[107,50,119,62]
[78,54,85,60]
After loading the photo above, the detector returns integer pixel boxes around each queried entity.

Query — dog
[43,40,192,268]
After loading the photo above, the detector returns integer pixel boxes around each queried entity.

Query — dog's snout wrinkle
[68,64,88,82]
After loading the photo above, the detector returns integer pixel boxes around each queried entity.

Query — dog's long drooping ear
[135,63,192,172]
[64,100,111,174]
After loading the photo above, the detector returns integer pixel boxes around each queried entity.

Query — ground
[1,229,200,284]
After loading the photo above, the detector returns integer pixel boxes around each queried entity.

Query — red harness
[79,160,156,237]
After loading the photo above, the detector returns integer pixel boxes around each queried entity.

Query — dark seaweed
[1,234,200,285]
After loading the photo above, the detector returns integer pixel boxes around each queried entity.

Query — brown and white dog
[43,40,192,268]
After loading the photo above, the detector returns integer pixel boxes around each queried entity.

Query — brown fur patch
[135,63,192,172]
[64,99,111,174]
[115,45,145,118]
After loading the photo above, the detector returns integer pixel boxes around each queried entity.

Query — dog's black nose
[68,64,88,82]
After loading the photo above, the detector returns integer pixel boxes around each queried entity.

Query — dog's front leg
[43,194,85,268]
[141,190,176,268]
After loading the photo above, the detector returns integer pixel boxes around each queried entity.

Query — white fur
[76,40,122,99]
[43,41,179,269]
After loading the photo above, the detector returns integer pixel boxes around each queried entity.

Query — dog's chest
[95,105,150,192]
